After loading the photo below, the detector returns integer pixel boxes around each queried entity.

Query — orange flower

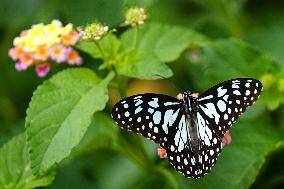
[20,53,33,67]
[34,46,49,61]
[66,48,82,65]
[8,46,24,60]
[61,31,80,46]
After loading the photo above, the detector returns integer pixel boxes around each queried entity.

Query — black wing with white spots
[111,93,181,146]
[111,78,262,179]
[166,113,222,178]
[197,78,263,136]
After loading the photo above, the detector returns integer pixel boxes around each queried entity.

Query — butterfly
[111,78,262,178]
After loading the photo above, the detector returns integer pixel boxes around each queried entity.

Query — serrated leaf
[179,121,284,189]
[0,134,55,189]
[188,38,284,110]
[25,68,113,174]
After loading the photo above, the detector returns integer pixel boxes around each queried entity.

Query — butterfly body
[111,78,263,178]
[181,92,200,154]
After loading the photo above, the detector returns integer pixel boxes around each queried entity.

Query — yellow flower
[13,37,25,46]
[45,20,62,36]
[30,23,45,35]
[24,43,37,52]
[61,23,73,35]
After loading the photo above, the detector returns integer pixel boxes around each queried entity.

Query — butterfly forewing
[111,93,181,145]
[197,78,262,135]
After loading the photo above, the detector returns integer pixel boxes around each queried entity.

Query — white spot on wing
[233,90,241,95]
[125,111,130,117]
[148,98,159,108]
[154,127,158,133]
[153,111,161,124]
[148,108,154,114]
[232,83,239,88]
[135,106,143,114]
[246,90,250,96]
[217,87,227,97]
[217,100,226,112]
[245,83,250,87]
[134,99,143,106]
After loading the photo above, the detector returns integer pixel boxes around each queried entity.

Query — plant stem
[95,40,113,71]
[134,26,139,49]
[94,41,106,58]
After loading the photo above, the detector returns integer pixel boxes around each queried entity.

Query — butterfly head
[181,91,198,114]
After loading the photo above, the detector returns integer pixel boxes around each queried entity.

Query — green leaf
[179,121,284,189]
[115,51,173,79]
[25,68,113,174]
[69,112,119,159]
[0,134,55,189]
[76,34,121,60]
[188,38,284,110]
[120,22,210,62]
[115,22,209,79]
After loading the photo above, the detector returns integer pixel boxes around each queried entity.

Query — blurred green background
[1,0,284,188]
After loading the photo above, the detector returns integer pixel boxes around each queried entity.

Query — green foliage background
[0,0,284,189]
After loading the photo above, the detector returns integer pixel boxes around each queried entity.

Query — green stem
[94,41,106,58]
[95,40,114,71]
[134,26,139,49]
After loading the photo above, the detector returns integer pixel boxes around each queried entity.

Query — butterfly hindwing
[197,78,262,135]
[111,93,181,145]
[166,113,222,178]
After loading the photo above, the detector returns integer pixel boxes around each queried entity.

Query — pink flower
[49,44,67,63]
[222,131,232,147]
[66,48,83,65]
[15,61,27,71]
[61,31,80,46]
[157,146,167,159]
[35,63,51,77]
[18,53,33,68]
[8,46,24,60]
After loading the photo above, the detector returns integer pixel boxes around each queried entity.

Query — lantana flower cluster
[124,7,147,27]
[9,20,82,77]
[78,22,109,42]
